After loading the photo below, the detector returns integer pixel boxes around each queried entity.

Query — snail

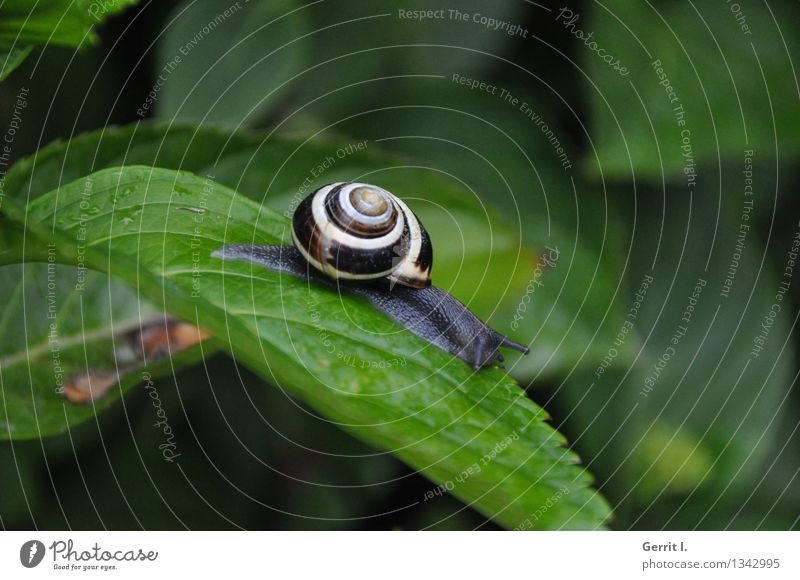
[212,182,529,370]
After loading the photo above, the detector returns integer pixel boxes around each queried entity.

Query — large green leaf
[5,122,534,325]
[0,217,207,441]
[0,0,139,49]
[585,0,800,178]
[1,125,257,440]
[3,166,611,529]
[1,123,535,441]
[0,262,208,439]
[155,0,307,127]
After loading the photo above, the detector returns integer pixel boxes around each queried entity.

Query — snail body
[213,182,528,370]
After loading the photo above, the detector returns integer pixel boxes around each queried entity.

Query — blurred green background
[1,0,799,529]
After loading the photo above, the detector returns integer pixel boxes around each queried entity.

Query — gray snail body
[212,182,528,370]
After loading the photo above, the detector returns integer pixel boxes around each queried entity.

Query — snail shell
[213,182,529,370]
[292,182,432,288]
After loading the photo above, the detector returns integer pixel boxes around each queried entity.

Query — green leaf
[155,0,307,127]
[4,166,611,529]
[0,0,139,49]
[1,124,245,440]
[5,122,534,323]
[2,123,533,440]
[584,0,800,178]
[0,218,39,265]
[0,261,210,440]
[0,46,32,82]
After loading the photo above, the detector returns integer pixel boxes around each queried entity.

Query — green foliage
[0,262,209,439]
[288,0,529,124]
[0,1,138,47]
[586,0,800,178]
[155,0,307,126]
[4,122,535,320]
[557,188,795,524]
[625,190,793,496]
[0,0,140,78]
[3,0,799,532]
[316,78,635,380]
[1,166,612,530]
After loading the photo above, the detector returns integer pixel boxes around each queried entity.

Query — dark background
[1,0,799,530]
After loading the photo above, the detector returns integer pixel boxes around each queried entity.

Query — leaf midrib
[0,314,157,369]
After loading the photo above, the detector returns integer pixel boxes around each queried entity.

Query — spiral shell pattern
[292,182,432,288]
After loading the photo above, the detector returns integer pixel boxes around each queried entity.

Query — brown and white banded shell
[291,182,432,288]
